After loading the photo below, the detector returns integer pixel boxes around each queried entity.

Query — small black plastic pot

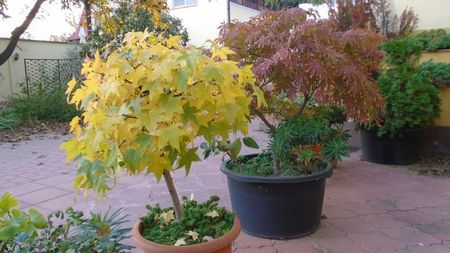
[360,128,425,165]
[220,154,332,239]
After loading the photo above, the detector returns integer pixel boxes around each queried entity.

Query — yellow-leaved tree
[61,31,264,220]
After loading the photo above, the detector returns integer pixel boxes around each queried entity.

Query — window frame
[172,0,198,9]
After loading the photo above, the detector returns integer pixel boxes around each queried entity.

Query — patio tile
[384,226,441,246]
[1,132,450,253]
[4,182,47,196]
[16,187,71,204]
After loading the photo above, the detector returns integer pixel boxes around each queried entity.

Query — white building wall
[168,0,260,46]
[169,0,228,46]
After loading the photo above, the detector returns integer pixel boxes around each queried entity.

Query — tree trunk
[0,0,46,66]
[83,0,92,38]
[163,170,184,221]
[272,151,281,176]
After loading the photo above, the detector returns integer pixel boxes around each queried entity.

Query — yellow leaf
[67,77,77,97]
[174,238,186,246]
[69,116,82,138]
[186,231,199,241]
[155,125,185,151]
[60,139,85,163]
[160,210,175,225]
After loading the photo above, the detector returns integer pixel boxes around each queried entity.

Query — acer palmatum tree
[327,0,418,40]
[219,8,384,174]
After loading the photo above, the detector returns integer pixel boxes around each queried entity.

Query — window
[173,0,197,8]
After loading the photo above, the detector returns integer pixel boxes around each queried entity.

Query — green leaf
[229,139,242,161]
[182,104,199,124]
[124,149,140,174]
[28,208,48,229]
[242,137,259,149]
[0,192,19,217]
[177,147,201,175]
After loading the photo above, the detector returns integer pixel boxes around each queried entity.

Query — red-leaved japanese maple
[219,8,384,125]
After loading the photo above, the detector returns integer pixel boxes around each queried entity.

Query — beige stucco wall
[0,38,78,101]
[230,3,259,22]
[390,0,450,30]
[420,50,450,127]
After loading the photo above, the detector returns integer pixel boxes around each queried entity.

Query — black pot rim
[361,127,426,136]
[220,153,333,184]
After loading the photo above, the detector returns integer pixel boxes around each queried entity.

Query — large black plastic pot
[360,128,425,165]
[220,154,332,239]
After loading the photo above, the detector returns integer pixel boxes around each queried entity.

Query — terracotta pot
[132,215,241,253]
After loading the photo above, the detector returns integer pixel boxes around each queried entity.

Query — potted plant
[0,192,132,252]
[360,36,441,165]
[61,32,264,252]
[217,8,384,238]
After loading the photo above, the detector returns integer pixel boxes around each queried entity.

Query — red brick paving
[1,128,450,253]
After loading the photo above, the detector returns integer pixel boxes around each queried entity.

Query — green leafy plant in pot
[360,36,441,165]
[217,8,384,238]
[61,32,264,253]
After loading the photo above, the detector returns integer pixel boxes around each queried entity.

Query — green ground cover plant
[141,196,233,246]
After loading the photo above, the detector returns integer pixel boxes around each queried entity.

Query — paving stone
[348,231,404,252]
[329,217,379,234]
[1,131,450,253]
[396,244,450,253]
[16,187,70,204]
[4,182,47,196]
[389,210,442,225]
[359,213,407,229]
[234,232,274,249]
[411,222,450,241]
[384,226,442,246]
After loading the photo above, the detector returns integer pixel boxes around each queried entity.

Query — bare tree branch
[0,0,46,65]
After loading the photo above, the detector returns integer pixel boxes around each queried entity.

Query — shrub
[415,29,450,51]
[9,84,78,123]
[84,2,189,56]
[327,0,418,39]
[418,61,450,88]
[363,36,441,137]
[0,107,19,130]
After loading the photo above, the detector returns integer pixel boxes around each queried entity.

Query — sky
[0,0,82,40]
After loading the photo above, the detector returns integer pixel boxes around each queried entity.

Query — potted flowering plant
[61,31,264,253]
[216,8,384,238]
[360,36,441,164]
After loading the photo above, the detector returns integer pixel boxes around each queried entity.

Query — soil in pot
[221,154,332,239]
[361,128,425,165]
[132,196,240,253]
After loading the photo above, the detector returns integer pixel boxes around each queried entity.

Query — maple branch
[163,170,184,221]
[296,92,312,116]
[0,0,46,65]
[254,109,275,131]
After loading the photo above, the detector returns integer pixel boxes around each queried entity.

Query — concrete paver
[0,129,450,253]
